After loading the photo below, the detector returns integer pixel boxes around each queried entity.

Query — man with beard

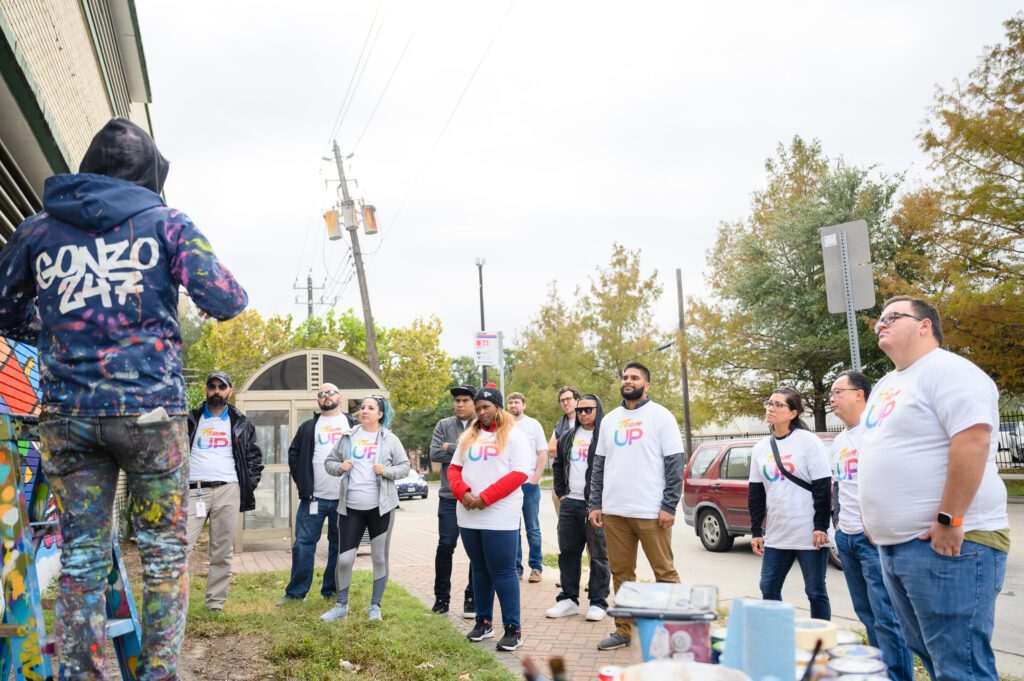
[588,362,685,650]
[278,383,355,605]
[186,371,264,610]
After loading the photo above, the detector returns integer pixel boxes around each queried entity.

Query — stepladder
[0,414,144,681]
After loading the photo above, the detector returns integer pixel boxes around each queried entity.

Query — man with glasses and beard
[588,362,685,651]
[278,383,356,605]
[186,371,264,610]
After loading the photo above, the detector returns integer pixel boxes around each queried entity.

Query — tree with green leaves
[688,137,903,430]
[892,13,1024,395]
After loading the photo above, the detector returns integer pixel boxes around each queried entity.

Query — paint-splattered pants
[39,414,189,681]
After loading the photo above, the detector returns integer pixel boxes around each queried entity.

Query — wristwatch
[937,512,963,527]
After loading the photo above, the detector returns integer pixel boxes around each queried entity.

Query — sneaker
[585,605,607,621]
[462,597,476,619]
[496,624,524,651]
[467,620,494,642]
[597,632,631,650]
[545,599,580,618]
[528,569,543,583]
[320,603,348,622]
[431,599,450,614]
[367,604,382,621]
[275,596,301,607]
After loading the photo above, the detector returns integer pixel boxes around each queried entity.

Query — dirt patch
[119,537,276,680]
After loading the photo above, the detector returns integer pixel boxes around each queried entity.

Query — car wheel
[698,509,734,552]
[829,544,844,570]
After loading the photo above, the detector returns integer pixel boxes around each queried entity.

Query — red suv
[682,436,842,568]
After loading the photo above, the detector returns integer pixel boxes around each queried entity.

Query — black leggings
[335,507,394,606]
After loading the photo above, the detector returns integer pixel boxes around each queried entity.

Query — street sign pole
[498,331,505,396]
[840,231,862,371]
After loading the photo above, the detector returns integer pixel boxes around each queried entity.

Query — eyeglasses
[559,396,576,404]
[873,311,924,334]
[317,389,339,399]
[207,382,228,391]
[575,406,595,415]
[829,388,860,398]
[763,400,790,410]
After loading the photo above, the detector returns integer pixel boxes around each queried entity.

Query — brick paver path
[227,501,632,679]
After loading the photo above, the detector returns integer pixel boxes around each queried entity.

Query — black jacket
[553,396,604,503]
[288,411,357,500]
[188,403,264,512]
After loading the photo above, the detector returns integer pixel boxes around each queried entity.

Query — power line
[366,0,519,262]
[331,3,390,144]
[325,0,385,147]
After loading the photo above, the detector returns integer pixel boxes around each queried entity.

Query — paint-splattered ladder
[0,414,143,681]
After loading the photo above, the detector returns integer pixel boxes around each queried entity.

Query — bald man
[278,384,355,604]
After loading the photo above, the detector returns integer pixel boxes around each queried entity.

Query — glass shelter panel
[249,355,308,391]
[245,409,291,530]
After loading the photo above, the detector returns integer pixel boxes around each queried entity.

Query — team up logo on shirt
[835,447,858,481]
[865,388,902,430]
[350,439,379,460]
[761,453,795,483]
[316,425,347,445]
[570,438,590,462]
[613,419,644,446]
[196,427,229,449]
[35,237,162,313]
[467,443,500,462]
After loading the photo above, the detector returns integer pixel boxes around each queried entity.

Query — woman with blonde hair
[448,387,533,652]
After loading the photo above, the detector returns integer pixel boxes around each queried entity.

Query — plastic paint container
[826,657,888,675]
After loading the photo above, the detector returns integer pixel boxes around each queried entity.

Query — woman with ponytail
[321,396,409,622]
[448,387,533,652]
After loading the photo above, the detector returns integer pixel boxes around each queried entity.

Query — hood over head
[79,117,169,193]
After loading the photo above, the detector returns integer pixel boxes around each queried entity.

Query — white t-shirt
[453,427,533,530]
[831,425,864,534]
[596,400,685,519]
[346,427,381,510]
[567,428,593,500]
[859,348,1007,546]
[514,415,548,469]
[189,412,236,482]
[748,429,832,550]
[312,414,350,500]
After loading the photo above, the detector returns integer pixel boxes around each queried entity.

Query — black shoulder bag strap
[770,435,813,492]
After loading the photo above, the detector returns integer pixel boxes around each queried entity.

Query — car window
[687,447,721,479]
[722,447,752,480]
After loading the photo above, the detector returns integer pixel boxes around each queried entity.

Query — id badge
[194,500,208,519]
[309,501,319,516]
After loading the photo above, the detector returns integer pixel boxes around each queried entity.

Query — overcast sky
[136,1,1018,359]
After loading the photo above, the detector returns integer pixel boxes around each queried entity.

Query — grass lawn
[1003,478,1024,497]
[187,569,515,681]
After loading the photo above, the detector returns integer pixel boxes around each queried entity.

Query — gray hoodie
[325,426,410,516]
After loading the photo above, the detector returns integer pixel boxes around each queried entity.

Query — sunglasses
[207,382,228,391]
[317,389,339,399]
[575,406,596,415]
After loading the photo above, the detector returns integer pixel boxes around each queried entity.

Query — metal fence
[691,412,1024,470]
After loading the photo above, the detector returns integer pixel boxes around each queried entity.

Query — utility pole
[332,140,380,376]
[476,258,488,385]
[294,272,325,321]
[676,269,694,458]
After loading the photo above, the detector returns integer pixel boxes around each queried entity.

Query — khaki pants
[603,514,679,638]
[186,482,240,609]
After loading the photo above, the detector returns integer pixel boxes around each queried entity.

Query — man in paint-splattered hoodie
[0,117,247,680]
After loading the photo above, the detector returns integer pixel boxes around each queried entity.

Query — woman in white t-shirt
[447,387,533,653]
[747,387,834,620]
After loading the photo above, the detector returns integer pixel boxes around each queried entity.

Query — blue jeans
[879,538,1006,681]
[434,497,474,602]
[461,527,521,629]
[284,497,339,599]
[516,482,543,574]
[759,546,830,620]
[836,531,913,681]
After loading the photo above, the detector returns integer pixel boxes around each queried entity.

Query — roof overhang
[109,0,152,103]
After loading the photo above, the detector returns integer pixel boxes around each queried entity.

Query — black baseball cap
[450,384,478,398]
[207,371,232,387]
[474,387,503,409]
